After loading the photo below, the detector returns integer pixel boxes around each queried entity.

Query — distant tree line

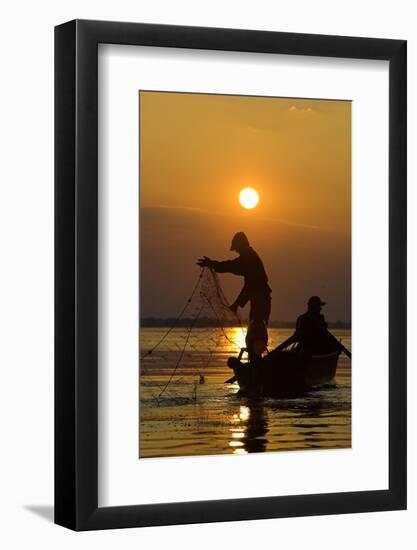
[140,317,351,329]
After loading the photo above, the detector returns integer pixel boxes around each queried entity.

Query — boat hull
[231,350,340,397]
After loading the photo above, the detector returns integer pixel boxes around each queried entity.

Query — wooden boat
[227,349,340,397]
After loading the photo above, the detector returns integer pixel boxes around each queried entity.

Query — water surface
[140,328,351,458]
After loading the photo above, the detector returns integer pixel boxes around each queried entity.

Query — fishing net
[140,267,247,403]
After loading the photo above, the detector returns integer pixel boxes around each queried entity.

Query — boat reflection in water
[229,403,268,454]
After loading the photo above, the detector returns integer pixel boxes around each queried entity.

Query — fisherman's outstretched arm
[210,258,244,275]
[197,256,244,275]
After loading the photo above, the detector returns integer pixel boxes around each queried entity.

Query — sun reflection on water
[229,405,252,454]
[228,404,270,454]
[224,327,247,354]
[229,441,244,447]
[239,405,250,421]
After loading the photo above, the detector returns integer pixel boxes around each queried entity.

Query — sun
[239,187,259,209]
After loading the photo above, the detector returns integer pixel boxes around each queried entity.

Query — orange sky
[140,91,351,322]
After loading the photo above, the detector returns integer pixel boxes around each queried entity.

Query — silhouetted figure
[277,296,332,354]
[197,232,271,363]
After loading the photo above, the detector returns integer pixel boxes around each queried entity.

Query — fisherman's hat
[230,232,250,251]
[308,296,326,306]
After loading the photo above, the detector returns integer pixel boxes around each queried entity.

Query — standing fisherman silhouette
[197,232,272,363]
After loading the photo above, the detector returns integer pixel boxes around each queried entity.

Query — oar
[247,330,351,359]
[225,375,236,384]
[326,330,351,359]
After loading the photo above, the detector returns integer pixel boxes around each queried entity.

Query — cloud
[288,105,315,114]
[141,205,334,233]
[143,205,203,212]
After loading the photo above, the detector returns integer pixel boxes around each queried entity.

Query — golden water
[140,328,351,458]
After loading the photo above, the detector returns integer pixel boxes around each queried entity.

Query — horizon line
[140,317,351,327]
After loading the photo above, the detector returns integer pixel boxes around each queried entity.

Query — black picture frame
[55,19,407,531]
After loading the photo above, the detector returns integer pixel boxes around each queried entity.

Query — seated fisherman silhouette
[276,295,334,354]
[197,232,272,363]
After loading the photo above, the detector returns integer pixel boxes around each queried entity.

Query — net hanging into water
[140,267,247,403]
